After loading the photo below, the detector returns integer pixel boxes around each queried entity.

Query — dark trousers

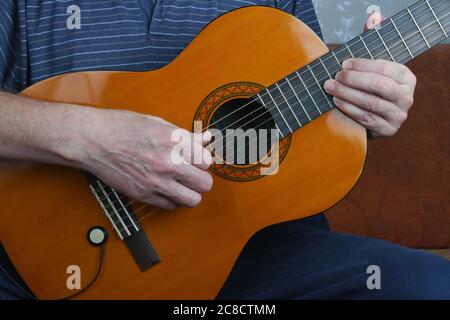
[1,215,449,300]
[217,215,450,299]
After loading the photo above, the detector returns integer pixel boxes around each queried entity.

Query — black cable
[62,244,105,300]
[0,244,105,300]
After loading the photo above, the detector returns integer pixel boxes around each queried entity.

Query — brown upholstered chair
[325,45,450,249]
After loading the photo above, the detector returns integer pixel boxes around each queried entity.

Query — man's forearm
[0,91,88,168]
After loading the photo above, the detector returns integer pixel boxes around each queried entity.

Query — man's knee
[366,246,450,299]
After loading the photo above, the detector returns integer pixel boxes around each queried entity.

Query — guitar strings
[95,4,450,225]
[134,18,450,225]
[231,29,447,176]
[227,11,450,162]
[91,4,449,226]
[94,0,447,211]
[202,0,447,133]
[208,2,450,159]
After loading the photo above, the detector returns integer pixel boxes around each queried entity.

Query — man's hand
[324,58,417,138]
[78,109,213,210]
[0,91,213,210]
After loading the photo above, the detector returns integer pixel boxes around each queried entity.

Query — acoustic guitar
[0,0,448,299]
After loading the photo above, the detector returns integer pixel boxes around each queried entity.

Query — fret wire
[265,90,293,133]
[410,1,443,36]
[307,8,447,111]
[345,43,355,58]
[357,0,436,62]
[97,181,131,237]
[296,10,447,116]
[274,123,284,138]
[331,51,341,66]
[386,10,448,62]
[234,16,449,151]
[256,93,286,137]
[407,7,431,47]
[318,57,333,78]
[285,77,312,121]
[390,18,414,58]
[392,4,428,56]
[263,25,447,148]
[233,2,448,141]
[360,32,383,59]
[280,0,437,106]
[306,65,334,109]
[295,71,322,115]
[275,83,302,127]
[110,189,139,232]
[321,52,341,75]
[359,35,374,58]
[211,0,442,141]
[284,0,442,114]
[299,18,442,119]
[426,0,448,37]
[89,185,124,239]
[374,27,396,61]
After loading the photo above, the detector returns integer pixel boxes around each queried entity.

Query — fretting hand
[324,58,416,138]
[324,9,417,139]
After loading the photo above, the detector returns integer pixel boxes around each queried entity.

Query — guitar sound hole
[209,97,277,166]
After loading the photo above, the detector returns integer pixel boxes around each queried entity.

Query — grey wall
[312,0,449,44]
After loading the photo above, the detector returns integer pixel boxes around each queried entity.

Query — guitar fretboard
[254,0,449,138]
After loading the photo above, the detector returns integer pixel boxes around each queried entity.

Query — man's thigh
[217,215,450,299]
[0,267,28,299]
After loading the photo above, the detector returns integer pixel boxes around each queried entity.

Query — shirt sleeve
[0,0,28,93]
[276,0,323,40]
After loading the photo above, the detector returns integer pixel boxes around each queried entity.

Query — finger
[190,131,213,168]
[333,97,398,137]
[193,131,212,144]
[342,58,415,85]
[175,164,213,193]
[195,143,213,170]
[151,116,179,128]
[180,141,212,169]
[143,195,177,211]
[160,180,202,208]
[324,79,397,119]
[202,130,212,145]
[335,70,405,103]
[174,132,211,168]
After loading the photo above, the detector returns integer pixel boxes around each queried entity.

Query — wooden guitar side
[0,7,366,299]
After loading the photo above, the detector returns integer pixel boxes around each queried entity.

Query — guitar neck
[333,0,449,65]
[257,0,449,138]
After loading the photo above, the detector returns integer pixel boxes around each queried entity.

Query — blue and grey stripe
[0,0,322,92]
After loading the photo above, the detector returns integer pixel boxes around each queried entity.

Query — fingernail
[324,80,336,93]
[342,60,352,69]
[335,71,342,80]
[333,97,341,106]
[203,130,212,142]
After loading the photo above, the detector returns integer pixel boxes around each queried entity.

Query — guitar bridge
[86,173,161,271]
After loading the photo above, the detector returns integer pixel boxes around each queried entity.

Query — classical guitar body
[0,7,366,299]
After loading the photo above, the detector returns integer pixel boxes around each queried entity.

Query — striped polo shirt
[0,0,322,93]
